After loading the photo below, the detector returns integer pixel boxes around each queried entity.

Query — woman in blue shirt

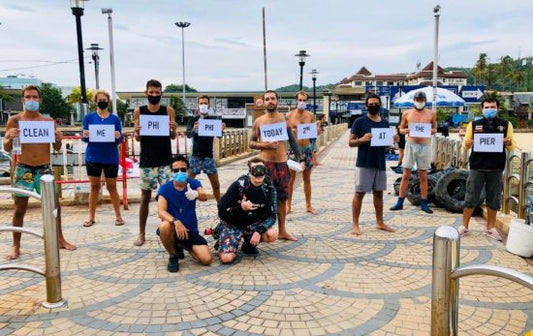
[81,90,125,227]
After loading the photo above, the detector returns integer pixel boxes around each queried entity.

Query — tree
[40,83,72,120]
[68,87,97,111]
[169,95,187,124]
[164,84,197,92]
[114,99,129,123]
[473,53,488,85]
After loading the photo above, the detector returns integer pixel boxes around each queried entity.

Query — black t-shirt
[139,105,172,168]
[186,116,217,158]
[351,116,389,170]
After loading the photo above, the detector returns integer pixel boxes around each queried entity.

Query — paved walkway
[0,130,532,335]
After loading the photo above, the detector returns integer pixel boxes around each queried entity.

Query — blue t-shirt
[351,116,389,170]
[156,179,202,232]
[82,112,123,165]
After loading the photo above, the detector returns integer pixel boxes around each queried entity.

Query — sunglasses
[172,168,188,173]
[250,165,267,177]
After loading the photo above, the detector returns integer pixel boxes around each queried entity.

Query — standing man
[459,97,515,241]
[349,94,395,235]
[390,91,437,214]
[133,79,178,246]
[250,90,305,241]
[3,85,76,259]
[286,91,317,215]
[186,95,225,203]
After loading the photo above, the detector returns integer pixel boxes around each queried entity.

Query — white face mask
[297,101,307,110]
[199,104,208,114]
[414,101,426,110]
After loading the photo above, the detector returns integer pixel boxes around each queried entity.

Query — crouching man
[218,158,278,264]
[157,155,212,272]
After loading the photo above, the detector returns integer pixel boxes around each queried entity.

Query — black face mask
[147,94,162,105]
[97,101,109,110]
[367,105,381,115]
[250,165,267,177]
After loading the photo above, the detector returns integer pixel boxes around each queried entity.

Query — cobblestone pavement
[0,130,532,336]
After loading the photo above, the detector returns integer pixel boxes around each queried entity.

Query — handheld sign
[139,115,170,136]
[260,122,288,142]
[473,133,504,152]
[370,127,394,147]
[198,119,222,137]
[88,124,115,143]
[297,123,318,140]
[409,123,431,138]
[19,121,55,144]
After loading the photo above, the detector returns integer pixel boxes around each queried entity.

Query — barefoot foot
[5,246,20,260]
[278,232,297,241]
[306,207,318,215]
[59,240,77,251]
[350,226,361,236]
[376,223,396,233]
[133,234,145,246]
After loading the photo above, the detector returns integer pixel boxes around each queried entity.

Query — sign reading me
[297,123,317,140]
[19,121,55,143]
[260,122,288,142]
[139,115,170,136]
[88,124,115,142]
[409,123,432,138]
[198,119,222,137]
[473,133,504,152]
[370,127,394,147]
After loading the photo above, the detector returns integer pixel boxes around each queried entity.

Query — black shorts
[156,228,208,251]
[86,162,119,178]
[398,133,406,149]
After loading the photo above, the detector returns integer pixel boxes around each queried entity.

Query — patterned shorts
[189,156,217,175]
[288,145,313,170]
[219,221,264,254]
[265,161,290,201]
[14,163,53,197]
[140,165,171,191]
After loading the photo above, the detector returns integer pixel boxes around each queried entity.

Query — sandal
[83,219,95,227]
[115,219,125,226]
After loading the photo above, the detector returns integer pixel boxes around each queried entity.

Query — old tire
[435,169,486,213]
[407,175,439,206]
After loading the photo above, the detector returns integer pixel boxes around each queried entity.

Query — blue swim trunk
[14,163,53,197]
[189,156,217,175]
[140,165,171,191]
[218,220,265,254]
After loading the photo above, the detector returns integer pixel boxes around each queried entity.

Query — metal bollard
[518,150,531,219]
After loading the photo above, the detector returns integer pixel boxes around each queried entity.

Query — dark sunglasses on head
[250,165,267,177]
[172,168,188,173]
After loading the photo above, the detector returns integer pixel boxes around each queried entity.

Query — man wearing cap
[390,90,437,214]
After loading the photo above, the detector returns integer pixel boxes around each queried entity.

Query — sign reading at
[370,127,394,147]
[88,124,115,142]
[409,123,431,138]
[198,119,222,137]
[473,133,504,152]
[297,123,317,140]
[19,121,55,143]
[260,122,288,142]
[139,115,170,136]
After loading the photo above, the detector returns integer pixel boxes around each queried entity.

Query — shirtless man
[286,91,317,215]
[2,85,76,259]
[390,91,437,214]
[250,90,304,241]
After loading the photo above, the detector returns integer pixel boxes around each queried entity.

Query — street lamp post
[310,69,318,115]
[432,5,441,112]
[102,8,117,114]
[175,21,191,105]
[295,50,310,91]
[86,43,103,89]
[71,0,89,119]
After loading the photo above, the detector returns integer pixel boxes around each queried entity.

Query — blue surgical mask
[297,101,307,110]
[482,108,497,119]
[174,172,188,184]
[24,100,40,112]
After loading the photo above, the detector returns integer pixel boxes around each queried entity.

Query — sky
[1,0,532,93]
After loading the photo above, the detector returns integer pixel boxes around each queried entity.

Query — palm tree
[473,53,488,85]
[499,56,514,89]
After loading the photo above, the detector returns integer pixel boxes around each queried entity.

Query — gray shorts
[464,169,503,210]
[403,142,432,170]
[355,167,387,193]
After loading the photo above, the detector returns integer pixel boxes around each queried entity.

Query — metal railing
[432,136,469,170]
[0,174,66,309]
[503,149,533,219]
[431,226,533,335]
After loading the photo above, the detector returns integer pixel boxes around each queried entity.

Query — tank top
[139,105,172,168]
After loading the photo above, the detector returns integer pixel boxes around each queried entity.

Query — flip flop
[83,219,95,227]
[115,219,125,226]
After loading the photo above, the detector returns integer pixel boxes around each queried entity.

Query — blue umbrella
[393,87,465,108]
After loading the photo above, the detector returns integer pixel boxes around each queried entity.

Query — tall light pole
[432,5,441,112]
[175,21,191,104]
[295,50,310,91]
[71,0,89,121]
[310,69,318,115]
[86,43,103,89]
[102,8,117,114]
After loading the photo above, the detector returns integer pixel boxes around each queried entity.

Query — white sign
[297,123,318,140]
[370,128,394,147]
[473,133,504,152]
[351,109,362,115]
[19,121,55,143]
[198,119,222,137]
[139,115,170,136]
[88,124,115,142]
[409,123,431,138]
[259,122,288,142]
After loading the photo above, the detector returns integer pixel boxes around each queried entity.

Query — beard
[265,104,277,112]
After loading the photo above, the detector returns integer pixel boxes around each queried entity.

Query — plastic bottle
[12,136,21,155]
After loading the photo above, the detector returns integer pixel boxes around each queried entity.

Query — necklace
[97,112,108,121]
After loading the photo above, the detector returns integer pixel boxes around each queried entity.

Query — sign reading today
[198,119,222,137]
[409,123,431,138]
[18,121,55,143]
[88,124,115,142]
[260,122,288,142]
[473,133,504,152]
[297,123,317,140]
[139,115,170,136]
[370,127,394,147]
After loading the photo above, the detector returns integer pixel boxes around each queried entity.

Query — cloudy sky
[1,0,532,92]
